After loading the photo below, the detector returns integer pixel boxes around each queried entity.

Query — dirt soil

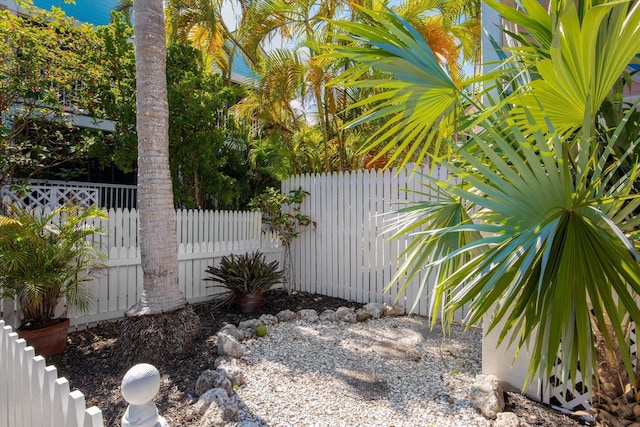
[48,289,587,426]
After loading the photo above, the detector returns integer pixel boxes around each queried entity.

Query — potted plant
[205,250,285,313]
[0,203,107,356]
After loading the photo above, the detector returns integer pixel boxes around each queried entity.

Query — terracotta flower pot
[235,294,264,313]
[18,318,71,357]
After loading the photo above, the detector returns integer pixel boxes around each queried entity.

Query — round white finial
[121,363,161,406]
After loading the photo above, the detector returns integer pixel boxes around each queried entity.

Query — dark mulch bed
[48,289,586,426]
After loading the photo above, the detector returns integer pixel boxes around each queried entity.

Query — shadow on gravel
[241,316,485,424]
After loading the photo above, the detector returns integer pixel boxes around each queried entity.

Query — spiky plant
[205,250,285,306]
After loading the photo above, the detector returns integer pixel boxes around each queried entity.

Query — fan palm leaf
[329,6,465,168]
[392,108,640,390]
[506,1,640,135]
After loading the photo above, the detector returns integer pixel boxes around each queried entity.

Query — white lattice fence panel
[546,356,591,411]
[1,185,98,209]
[544,324,638,412]
[55,187,98,207]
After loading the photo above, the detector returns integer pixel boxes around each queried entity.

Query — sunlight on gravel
[233,316,491,427]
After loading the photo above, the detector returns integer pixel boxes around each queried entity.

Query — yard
[48,289,584,427]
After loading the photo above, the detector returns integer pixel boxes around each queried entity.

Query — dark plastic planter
[235,294,264,313]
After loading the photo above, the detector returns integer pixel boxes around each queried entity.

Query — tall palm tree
[116,0,201,366]
[164,0,258,85]
[233,0,478,172]
[330,1,640,424]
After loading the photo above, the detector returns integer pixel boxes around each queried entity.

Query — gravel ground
[50,290,585,426]
[232,316,491,427]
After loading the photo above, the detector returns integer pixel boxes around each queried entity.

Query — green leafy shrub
[249,187,314,289]
[0,204,107,330]
[205,251,285,305]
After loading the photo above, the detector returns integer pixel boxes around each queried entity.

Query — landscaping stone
[213,356,232,368]
[297,309,319,323]
[469,374,505,420]
[195,369,233,397]
[216,333,244,359]
[219,324,244,341]
[383,303,405,317]
[336,306,357,323]
[276,309,297,322]
[319,309,337,322]
[216,361,245,388]
[259,314,278,326]
[355,308,372,322]
[495,412,528,427]
[196,388,239,426]
[238,319,259,330]
[363,303,385,319]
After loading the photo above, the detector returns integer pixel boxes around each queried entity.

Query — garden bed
[48,289,585,426]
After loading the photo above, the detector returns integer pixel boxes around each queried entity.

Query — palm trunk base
[590,391,640,426]
[588,323,640,426]
[113,304,202,366]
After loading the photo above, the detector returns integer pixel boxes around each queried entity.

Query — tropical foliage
[0,204,107,329]
[205,250,285,296]
[166,0,483,177]
[167,43,251,209]
[0,3,104,188]
[329,0,640,417]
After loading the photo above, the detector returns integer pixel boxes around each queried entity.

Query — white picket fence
[0,320,104,427]
[0,208,283,330]
[282,166,597,411]
[281,164,467,321]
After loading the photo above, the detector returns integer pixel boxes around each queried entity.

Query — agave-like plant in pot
[205,250,285,313]
[0,203,107,356]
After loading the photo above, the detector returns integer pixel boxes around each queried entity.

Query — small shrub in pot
[205,250,285,312]
[0,203,107,355]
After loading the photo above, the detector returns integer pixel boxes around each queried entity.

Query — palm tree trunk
[127,0,187,316]
[115,0,201,367]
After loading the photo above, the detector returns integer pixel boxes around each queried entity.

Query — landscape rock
[238,319,259,330]
[319,309,337,322]
[355,308,372,322]
[213,356,232,369]
[495,412,528,427]
[363,302,385,319]
[216,362,245,387]
[469,374,505,420]
[335,306,357,323]
[219,324,244,341]
[216,333,244,359]
[196,388,239,426]
[195,369,233,397]
[276,309,297,322]
[383,303,405,317]
[259,314,278,326]
[297,309,319,323]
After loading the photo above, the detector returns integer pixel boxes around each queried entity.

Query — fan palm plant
[329,0,640,422]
